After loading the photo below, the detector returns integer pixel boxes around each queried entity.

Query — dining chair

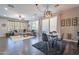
[42,33,50,51]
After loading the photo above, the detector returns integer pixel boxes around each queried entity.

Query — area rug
[32,40,66,55]
[10,36,35,42]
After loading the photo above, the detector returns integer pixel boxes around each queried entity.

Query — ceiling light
[44,11,52,18]
[4,8,8,11]
[35,4,53,18]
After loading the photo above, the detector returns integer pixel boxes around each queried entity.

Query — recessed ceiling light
[4,8,8,11]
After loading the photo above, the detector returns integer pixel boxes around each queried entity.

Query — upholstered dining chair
[42,33,50,51]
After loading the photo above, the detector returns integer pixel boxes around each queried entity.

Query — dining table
[47,32,61,40]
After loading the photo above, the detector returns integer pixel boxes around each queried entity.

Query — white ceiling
[0,4,79,21]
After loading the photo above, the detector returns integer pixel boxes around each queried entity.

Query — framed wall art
[72,17,78,26]
[61,19,65,27]
[66,18,71,26]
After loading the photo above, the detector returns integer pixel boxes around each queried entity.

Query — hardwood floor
[0,37,78,55]
[0,37,44,55]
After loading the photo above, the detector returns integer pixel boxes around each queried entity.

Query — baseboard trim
[63,39,78,43]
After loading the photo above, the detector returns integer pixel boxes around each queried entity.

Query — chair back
[42,33,48,42]
[14,30,17,33]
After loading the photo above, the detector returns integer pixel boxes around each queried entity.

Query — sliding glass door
[28,20,39,36]
[29,20,38,31]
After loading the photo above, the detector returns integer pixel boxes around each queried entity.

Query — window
[42,19,49,33]
[8,21,27,31]
[42,16,57,33]
[50,16,57,32]
[29,20,38,31]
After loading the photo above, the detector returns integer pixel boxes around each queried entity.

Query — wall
[58,6,79,42]
[0,19,8,37]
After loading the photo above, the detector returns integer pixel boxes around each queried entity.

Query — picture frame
[61,19,65,27]
[2,23,6,27]
[66,18,71,26]
[72,17,78,26]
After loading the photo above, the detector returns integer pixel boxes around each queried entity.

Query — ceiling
[0,4,79,21]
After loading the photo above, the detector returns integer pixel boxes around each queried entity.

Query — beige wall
[58,6,79,41]
[0,19,8,37]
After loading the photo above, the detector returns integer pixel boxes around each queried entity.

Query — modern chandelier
[35,4,53,18]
